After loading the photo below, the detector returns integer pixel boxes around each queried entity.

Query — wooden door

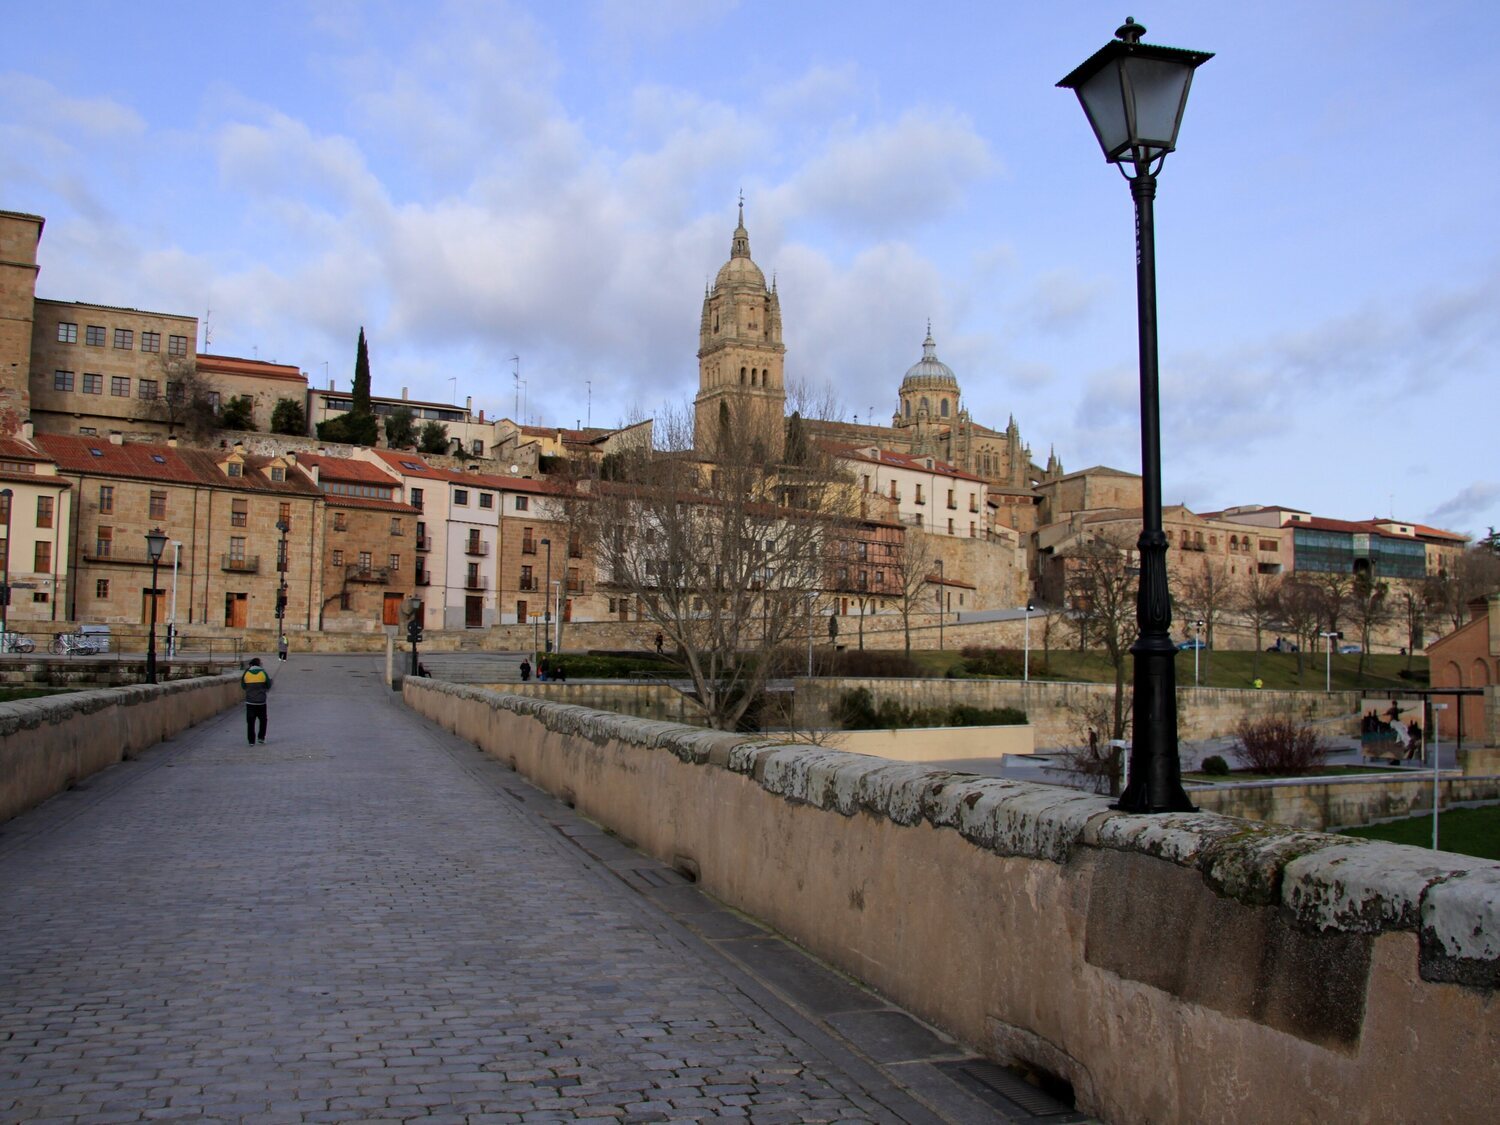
[465,595,483,628]
[382,593,403,626]
[224,592,248,628]
[140,589,167,625]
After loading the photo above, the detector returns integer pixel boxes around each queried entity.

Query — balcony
[221,554,260,573]
[415,572,430,587]
[347,566,390,584]
[565,578,585,594]
[464,574,489,590]
[415,536,431,551]
[521,540,537,555]
[519,578,538,592]
[465,540,490,557]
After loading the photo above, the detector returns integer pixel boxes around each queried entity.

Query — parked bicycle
[50,632,101,656]
[0,631,36,654]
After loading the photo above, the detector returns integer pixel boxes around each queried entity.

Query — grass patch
[0,686,78,703]
[1342,805,1500,861]
[1184,765,1408,783]
[538,652,679,679]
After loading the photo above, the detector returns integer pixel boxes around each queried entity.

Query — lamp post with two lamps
[275,519,290,657]
[1058,16,1211,813]
[144,527,168,684]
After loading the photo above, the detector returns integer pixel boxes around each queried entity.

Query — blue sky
[5,1,1497,537]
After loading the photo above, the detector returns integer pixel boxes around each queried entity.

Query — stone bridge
[2,658,1496,1123]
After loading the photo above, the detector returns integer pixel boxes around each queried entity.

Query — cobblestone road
[0,658,1032,1124]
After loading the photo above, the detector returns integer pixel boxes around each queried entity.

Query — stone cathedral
[693,207,1048,510]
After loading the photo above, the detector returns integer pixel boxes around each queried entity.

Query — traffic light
[275,591,287,616]
[407,618,423,644]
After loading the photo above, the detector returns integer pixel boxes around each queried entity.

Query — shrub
[830,649,920,678]
[958,646,1026,678]
[832,688,1026,731]
[1233,716,1331,775]
[1200,754,1231,776]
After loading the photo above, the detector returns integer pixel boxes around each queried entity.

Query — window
[95,526,113,557]
[110,376,130,397]
[358,551,372,571]
[82,373,102,395]
[228,537,246,562]
[113,328,133,349]
[96,579,110,599]
[331,549,344,567]
[478,493,493,509]
[140,331,160,353]
[514,495,529,511]
[54,370,74,391]
[390,518,403,535]
[410,487,423,509]
[34,542,51,572]
[226,461,242,477]
[279,502,290,524]
[270,466,285,481]
[168,335,188,357]
[206,391,221,411]
[231,499,247,527]
[520,564,534,591]
[472,440,484,456]
[453,489,468,506]
[99,485,113,513]
[32,591,47,604]
[388,554,400,571]
[333,512,347,531]
[36,495,54,528]
[138,379,159,400]
[58,322,77,343]
[86,325,105,346]
[149,492,166,519]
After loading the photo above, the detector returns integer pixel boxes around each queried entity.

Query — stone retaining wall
[796,677,1361,747]
[404,679,1499,1125]
[1191,774,1500,832]
[0,674,241,824]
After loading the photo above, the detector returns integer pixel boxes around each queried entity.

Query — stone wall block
[1283,842,1447,934]
[1420,866,1500,986]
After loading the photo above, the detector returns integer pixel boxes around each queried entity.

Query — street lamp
[1023,601,1034,683]
[1193,618,1204,687]
[144,527,168,683]
[540,537,552,653]
[1430,702,1448,850]
[275,519,290,653]
[1059,17,1211,813]
[0,488,12,639]
[1319,630,1342,693]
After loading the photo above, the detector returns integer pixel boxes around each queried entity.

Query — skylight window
[151,454,166,463]
[89,448,103,457]
[400,461,423,471]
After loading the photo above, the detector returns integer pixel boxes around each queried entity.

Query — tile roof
[35,434,320,495]
[828,443,986,484]
[324,495,420,514]
[297,452,402,484]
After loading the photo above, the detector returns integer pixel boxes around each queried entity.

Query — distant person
[277,633,289,662]
[240,657,273,745]
[654,632,664,655]
[1252,678,1263,689]
[519,658,531,682]
[553,665,567,683]
[538,658,549,682]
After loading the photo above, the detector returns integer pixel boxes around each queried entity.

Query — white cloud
[1428,482,1500,536]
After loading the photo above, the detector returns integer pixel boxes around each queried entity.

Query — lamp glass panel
[1077,64,1130,158]
[1120,56,1193,150]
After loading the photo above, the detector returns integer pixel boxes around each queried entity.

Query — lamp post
[0,488,12,639]
[540,537,552,653]
[1430,702,1448,850]
[1060,17,1211,813]
[1193,618,1204,686]
[1024,600,1034,682]
[275,519,289,654]
[144,527,168,683]
[1319,630,1341,693]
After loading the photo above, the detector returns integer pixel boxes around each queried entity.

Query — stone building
[197,354,308,435]
[0,211,43,436]
[1427,594,1499,742]
[36,433,322,631]
[0,430,73,626]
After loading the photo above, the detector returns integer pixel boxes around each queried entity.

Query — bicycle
[50,632,100,656]
[0,631,36,654]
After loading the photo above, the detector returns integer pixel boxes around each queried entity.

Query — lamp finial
[1115,16,1146,43]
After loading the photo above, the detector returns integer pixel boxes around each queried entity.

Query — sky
[4,1,1497,539]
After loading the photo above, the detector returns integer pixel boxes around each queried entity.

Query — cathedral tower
[695,203,785,459]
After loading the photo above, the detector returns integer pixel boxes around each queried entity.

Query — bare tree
[569,403,857,731]
[1310,570,1353,640]
[889,527,935,656]
[1061,528,1139,742]
[155,356,220,442]
[1274,578,1324,684]
[1347,572,1395,677]
[784,376,846,423]
[1054,694,1129,796]
[1424,548,1500,634]
[1173,557,1233,681]
[1236,568,1283,680]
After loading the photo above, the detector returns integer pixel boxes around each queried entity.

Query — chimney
[233,441,245,456]
[167,436,178,448]
[309,464,320,486]
[466,395,472,413]
[21,420,33,442]
[109,431,124,445]
[478,409,484,423]
[402,387,409,400]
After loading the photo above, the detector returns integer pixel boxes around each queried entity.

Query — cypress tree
[346,326,379,445]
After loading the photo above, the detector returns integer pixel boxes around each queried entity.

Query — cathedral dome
[714,203,767,290]
[901,328,957,390]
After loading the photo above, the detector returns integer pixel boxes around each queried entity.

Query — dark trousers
[245,703,267,744]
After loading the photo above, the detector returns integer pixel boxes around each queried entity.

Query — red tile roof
[827,443,986,484]
[297,452,402,484]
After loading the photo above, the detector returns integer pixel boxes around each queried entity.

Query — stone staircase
[417,651,531,684]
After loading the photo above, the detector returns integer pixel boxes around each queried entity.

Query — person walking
[240,657,273,745]
[654,632,664,655]
[519,658,531,682]
[277,633,289,662]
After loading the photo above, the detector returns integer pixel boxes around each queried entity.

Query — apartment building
[836,445,988,540]
[197,354,309,434]
[0,432,73,625]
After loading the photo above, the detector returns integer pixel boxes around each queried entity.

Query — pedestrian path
[0,657,1073,1123]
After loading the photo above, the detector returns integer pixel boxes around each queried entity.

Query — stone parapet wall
[404,680,1499,1125]
[796,677,1361,748]
[1191,774,1500,832]
[0,674,241,823]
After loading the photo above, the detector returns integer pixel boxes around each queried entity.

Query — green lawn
[0,687,76,703]
[1183,766,1405,783]
[1342,805,1500,861]
[912,647,1427,693]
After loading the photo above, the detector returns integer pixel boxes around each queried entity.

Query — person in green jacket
[240,658,273,745]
